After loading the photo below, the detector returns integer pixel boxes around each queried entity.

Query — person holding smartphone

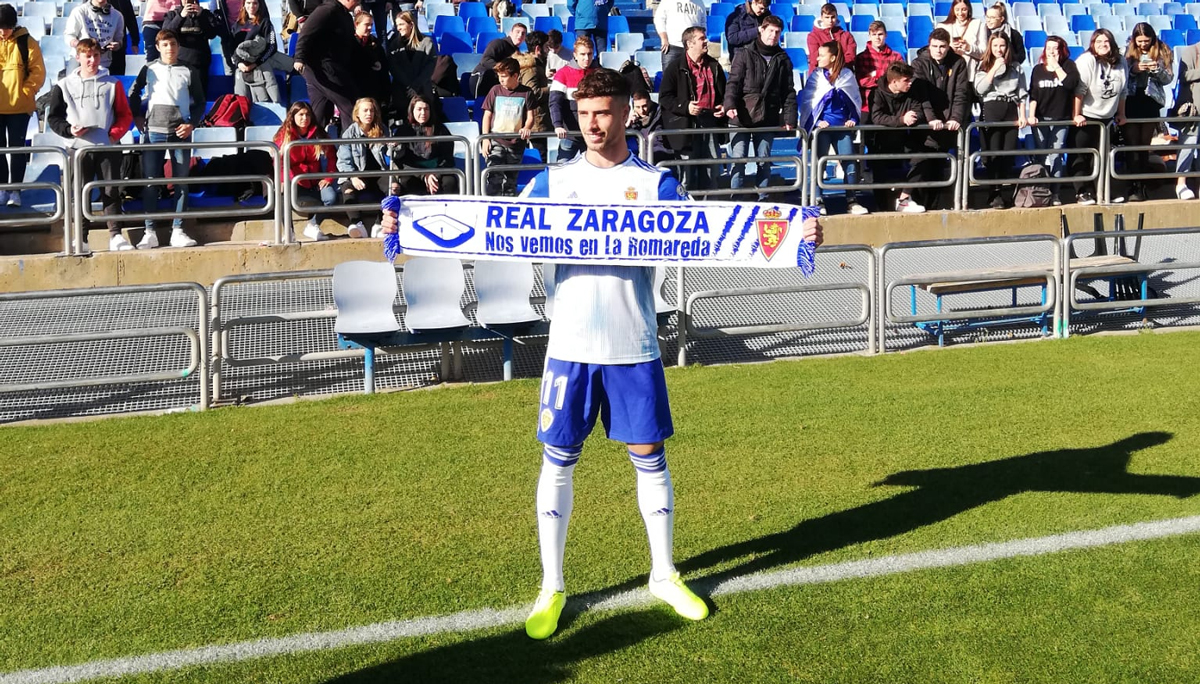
[64,0,127,70]
[162,0,223,94]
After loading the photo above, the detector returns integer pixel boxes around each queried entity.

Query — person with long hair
[336,97,388,238]
[274,101,337,241]
[229,0,293,103]
[392,94,459,197]
[1028,35,1079,179]
[981,2,1025,65]
[973,31,1027,209]
[799,40,866,214]
[385,10,435,116]
[1069,28,1127,205]
[1121,22,1174,202]
[353,11,390,112]
[937,0,984,68]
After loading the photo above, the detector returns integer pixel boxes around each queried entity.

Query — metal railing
[811,124,963,210]
[1105,116,1200,202]
[645,126,807,199]
[964,119,1105,209]
[2,144,70,249]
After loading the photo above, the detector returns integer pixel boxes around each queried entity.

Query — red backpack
[202,94,251,130]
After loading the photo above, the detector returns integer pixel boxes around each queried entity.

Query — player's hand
[318,178,332,189]
[381,208,398,234]
[554,126,568,139]
[660,42,669,54]
[481,139,491,155]
[802,216,824,247]
[71,125,90,137]
[1073,114,1086,127]
[845,119,856,127]
[1017,116,1027,129]
[1027,115,1038,126]
[519,127,531,140]
[293,61,304,73]
[351,177,366,191]
[713,105,725,117]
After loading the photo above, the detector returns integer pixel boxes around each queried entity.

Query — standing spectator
[854,21,902,122]
[911,27,969,209]
[806,3,856,75]
[385,10,434,118]
[546,29,572,77]
[64,0,126,71]
[568,0,611,54]
[287,0,323,24]
[353,11,390,111]
[627,89,672,160]
[660,26,726,191]
[517,30,552,162]
[481,57,534,196]
[973,32,1027,209]
[360,0,389,41]
[1121,22,1173,203]
[475,22,527,98]
[393,94,459,198]
[214,0,244,68]
[982,2,1024,66]
[937,0,984,71]
[275,101,336,241]
[799,40,864,214]
[868,62,932,213]
[725,0,768,63]
[1173,35,1200,200]
[129,29,204,248]
[48,39,131,248]
[295,0,364,131]
[655,0,706,69]
[1069,28,1126,206]
[549,36,596,162]
[141,0,181,62]
[724,14,795,200]
[162,0,223,93]
[230,0,294,103]
[107,0,139,75]
[336,97,388,238]
[0,5,43,208]
[1027,36,1079,179]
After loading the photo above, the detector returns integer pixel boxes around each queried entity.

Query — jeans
[816,129,857,201]
[141,130,191,231]
[143,25,162,62]
[557,136,582,163]
[729,131,776,195]
[485,142,524,196]
[1178,125,1200,176]
[0,112,30,185]
[294,183,338,224]
[1032,124,1068,177]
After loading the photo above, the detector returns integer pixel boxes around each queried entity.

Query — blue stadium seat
[1063,3,1088,19]
[534,16,564,33]
[441,96,470,122]
[881,3,905,16]
[784,47,807,66]
[466,16,498,35]
[1024,30,1046,48]
[1112,3,1135,16]
[475,31,503,52]
[616,32,644,52]
[636,49,663,74]
[1068,45,1084,59]
[709,3,736,20]
[250,102,286,126]
[1037,3,1062,18]
[791,14,815,31]
[908,15,934,40]
[1165,2,1186,16]
[458,1,488,19]
[1137,3,1162,15]
[1190,28,1200,44]
[1161,29,1186,47]
[607,15,630,37]
[851,15,874,30]
[1176,14,1198,31]
[1012,2,1036,17]
[1148,15,1173,32]
[853,3,880,16]
[707,15,725,40]
[1071,14,1096,31]
[934,1,952,18]
[886,31,906,53]
[773,2,799,17]
[909,3,934,18]
[440,31,473,54]
[434,15,466,36]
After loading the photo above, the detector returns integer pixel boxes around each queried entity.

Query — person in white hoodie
[63,0,126,70]
[799,39,866,215]
[654,0,706,69]
[46,38,134,250]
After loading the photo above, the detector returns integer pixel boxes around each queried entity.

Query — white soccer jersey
[521,153,689,364]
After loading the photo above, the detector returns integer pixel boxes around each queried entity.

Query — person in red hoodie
[853,21,902,122]
[807,3,856,74]
[274,101,338,242]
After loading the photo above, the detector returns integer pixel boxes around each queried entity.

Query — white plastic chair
[401,257,472,331]
[474,260,539,326]
[333,261,401,334]
[244,125,278,143]
[191,127,239,160]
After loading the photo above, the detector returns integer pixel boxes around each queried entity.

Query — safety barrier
[646,126,807,200]
[473,130,649,196]
[964,120,1105,208]
[1105,116,1200,202]
[809,124,962,210]
[2,145,71,251]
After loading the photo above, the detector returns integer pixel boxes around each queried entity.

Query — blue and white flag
[382,195,818,273]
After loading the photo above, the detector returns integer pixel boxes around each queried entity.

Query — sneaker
[137,229,159,249]
[6,190,20,207]
[347,221,368,239]
[815,198,827,216]
[895,196,926,214]
[1177,185,1196,201]
[109,233,134,251]
[525,589,566,640]
[989,195,1006,210]
[370,222,383,238]
[648,572,709,621]
[303,220,329,242]
[1076,190,1096,206]
[170,228,198,248]
[847,200,869,215]
[1110,194,1126,204]
[1128,186,1145,203]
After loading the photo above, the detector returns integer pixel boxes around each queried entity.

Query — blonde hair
[353,98,385,138]
[394,10,426,51]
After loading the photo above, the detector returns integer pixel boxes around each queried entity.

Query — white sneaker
[347,221,368,239]
[848,200,869,215]
[1110,194,1126,204]
[815,198,827,216]
[1177,185,1196,201]
[896,196,926,213]
[370,222,383,238]
[137,229,159,249]
[109,233,134,251]
[0,190,10,205]
[7,190,21,207]
[302,220,329,241]
[169,228,198,248]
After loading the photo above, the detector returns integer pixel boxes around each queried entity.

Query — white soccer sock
[536,445,579,593]
[631,447,676,582]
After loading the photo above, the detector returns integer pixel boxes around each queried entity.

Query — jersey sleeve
[520,169,550,198]
[657,169,691,201]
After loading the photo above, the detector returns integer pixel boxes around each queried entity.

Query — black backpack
[1012,163,1055,208]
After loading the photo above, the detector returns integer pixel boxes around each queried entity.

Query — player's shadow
[320,610,682,684]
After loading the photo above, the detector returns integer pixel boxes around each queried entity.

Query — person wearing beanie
[0,3,45,208]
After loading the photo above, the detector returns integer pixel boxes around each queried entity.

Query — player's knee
[543,444,582,468]
[628,445,666,473]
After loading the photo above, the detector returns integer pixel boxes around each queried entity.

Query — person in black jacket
[473,23,527,98]
[659,26,726,192]
[392,94,460,196]
[910,28,970,209]
[107,0,139,75]
[723,14,796,199]
[868,62,933,213]
[294,0,364,131]
[724,0,768,63]
[161,0,222,93]
[353,11,390,114]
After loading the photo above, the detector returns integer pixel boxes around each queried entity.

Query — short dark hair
[548,28,563,45]
[511,21,527,32]
[155,28,178,44]
[573,67,631,101]
[929,27,951,44]
[820,2,837,15]
[760,14,783,30]
[526,29,548,52]
[885,62,914,82]
[494,57,520,76]
[632,89,652,102]
[0,4,17,30]
[682,25,706,46]
[868,20,886,34]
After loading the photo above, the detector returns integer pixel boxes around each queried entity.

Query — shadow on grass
[321,611,683,684]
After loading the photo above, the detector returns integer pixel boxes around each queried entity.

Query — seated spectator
[725,0,768,63]
[549,36,597,163]
[937,0,984,71]
[545,29,572,77]
[627,89,672,160]
[64,0,126,72]
[799,40,863,214]
[911,27,969,209]
[162,0,223,93]
[807,3,856,75]
[1173,35,1200,200]
[393,94,459,197]
[129,29,204,248]
[1027,36,1079,180]
[385,10,435,119]
[660,26,726,191]
[141,0,182,63]
[47,39,133,249]
[230,0,294,103]
[1122,22,1173,203]
[475,23,527,98]
[982,2,1025,66]
[337,97,388,239]
[275,101,336,241]
[0,4,44,209]
[854,21,903,122]
[1069,29,1126,206]
[481,57,534,196]
[353,11,390,114]
[869,62,932,213]
[973,31,1027,209]
[517,30,552,163]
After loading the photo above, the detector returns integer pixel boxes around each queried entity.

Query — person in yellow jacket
[0,4,46,208]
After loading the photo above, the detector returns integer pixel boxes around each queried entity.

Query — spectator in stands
[517,30,552,162]
[107,0,139,75]
[141,0,181,62]
[868,62,931,213]
[47,39,131,248]
[660,26,726,191]
[337,96,388,238]
[64,0,127,71]
[386,10,435,119]
[295,0,364,131]
[353,11,390,111]
[476,22,527,98]
[973,32,1027,209]
[230,0,293,103]
[911,27,968,209]
[1069,28,1126,206]
[481,57,534,196]
[800,40,863,214]
[1173,36,1200,200]
[360,0,389,41]
[981,2,1024,66]
[1027,36,1078,180]
[162,0,223,93]
[807,3,856,75]
[725,0,768,63]
[854,21,902,122]
[937,0,983,70]
[725,14,795,201]
[655,0,707,69]
[275,101,336,241]
[129,29,204,248]
[1121,23,1173,203]
[627,89,672,160]
[549,36,596,162]
[0,5,44,209]
[546,29,572,77]
[568,0,611,55]
[286,0,323,24]
[392,94,459,197]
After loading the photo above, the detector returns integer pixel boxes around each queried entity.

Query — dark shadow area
[322,611,683,684]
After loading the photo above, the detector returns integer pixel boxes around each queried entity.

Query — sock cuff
[628,446,667,473]
[543,444,582,467]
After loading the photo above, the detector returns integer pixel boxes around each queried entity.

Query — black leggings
[1067,117,1109,195]
[980,100,1018,193]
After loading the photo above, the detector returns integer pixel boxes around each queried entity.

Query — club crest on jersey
[756,207,789,261]
[540,408,554,431]
[625,187,638,200]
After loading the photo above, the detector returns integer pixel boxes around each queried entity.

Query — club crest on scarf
[755,207,789,261]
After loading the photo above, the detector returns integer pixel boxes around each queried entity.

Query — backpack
[202,94,251,131]
[16,34,30,79]
[1012,163,1055,208]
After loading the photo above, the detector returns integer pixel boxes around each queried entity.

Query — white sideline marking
[5,515,1200,684]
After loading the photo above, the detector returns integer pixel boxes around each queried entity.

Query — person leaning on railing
[659,26,726,193]
[392,94,459,198]
[1172,35,1200,201]
[1027,35,1079,183]
[973,30,1027,210]
[868,62,931,214]
[1069,28,1127,206]
[799,39,863,215]
[910,28,968,211]
[0,4,44,210]
[1120,22,1174,204]
[337,97,389,239]
[275,100,337,242]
